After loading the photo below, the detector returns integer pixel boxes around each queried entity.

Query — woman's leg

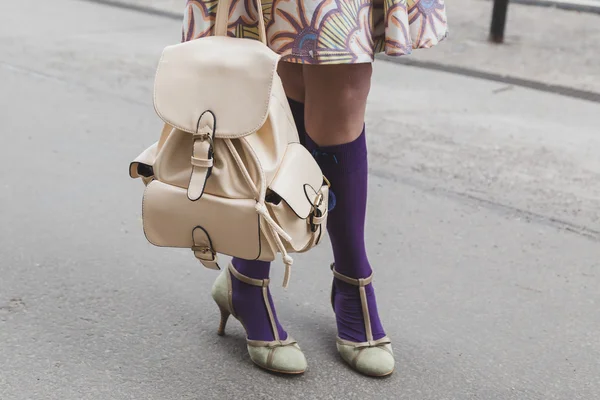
[303,64,370,146]
[302,63,387,344]
[228,63,307,343]
[229,258,287,341]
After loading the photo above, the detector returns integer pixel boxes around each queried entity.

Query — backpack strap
[214,0,266,45]
[187,111,216,201]
[192,226,220,270]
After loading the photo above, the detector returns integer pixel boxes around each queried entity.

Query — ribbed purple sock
[226,98,304,342]
[305,128,386,343]
[230,258,287,341]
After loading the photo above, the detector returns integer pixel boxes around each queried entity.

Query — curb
[81,0,182,19]
[510,0,600,14]
[82,0,600,104]
[377,56,600,104]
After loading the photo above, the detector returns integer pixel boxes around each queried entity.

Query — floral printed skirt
[183,0,448,64]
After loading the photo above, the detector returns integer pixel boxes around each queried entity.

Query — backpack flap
[153,36,280,138]
[267,143,329,251]
[269,143,325,219]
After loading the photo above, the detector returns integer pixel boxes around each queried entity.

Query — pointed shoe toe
[248,341,307,374]
[337,341,395,377]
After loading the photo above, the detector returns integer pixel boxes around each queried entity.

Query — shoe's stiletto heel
[211,263,307,374]
[217,306,230,336]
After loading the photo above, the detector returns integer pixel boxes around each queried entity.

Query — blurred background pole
[489,0,509,43]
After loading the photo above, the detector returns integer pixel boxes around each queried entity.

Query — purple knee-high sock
[226,98,304,342]
[305,128,386,343]
[230,258,288,341]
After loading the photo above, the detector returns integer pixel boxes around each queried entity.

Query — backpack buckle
[192,226,220,270]
[188,114,215,201]
[309,192,325,233]
[193,132,213,147]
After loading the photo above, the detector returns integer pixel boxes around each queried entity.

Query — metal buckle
[192,133,215,172]
[313,192,324,208]
[309,192,324,232]
[191,245,210,253]
[191,245,216,261]
[193,133,214,147]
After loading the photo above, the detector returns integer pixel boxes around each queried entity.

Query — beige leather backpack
[128,0,329,287]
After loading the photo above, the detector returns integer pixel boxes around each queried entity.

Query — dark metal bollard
[489,0,509,43]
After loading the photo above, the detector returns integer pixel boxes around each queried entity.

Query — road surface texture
[1,0,599,399]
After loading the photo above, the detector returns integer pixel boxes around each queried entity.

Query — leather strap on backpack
[192,226,220,270]
[214,0,267,45]
[187,111,216,201]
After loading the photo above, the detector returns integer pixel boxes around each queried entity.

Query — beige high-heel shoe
[331,265,395,377]
[211,263,307,374]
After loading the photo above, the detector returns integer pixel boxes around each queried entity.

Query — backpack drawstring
[255,202,294,288]
[226,138,296,288]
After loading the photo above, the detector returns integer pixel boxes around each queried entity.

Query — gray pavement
[512,0,600,15]
[104,0,600,94]
[1,0,600,399]
[407,0,600,94]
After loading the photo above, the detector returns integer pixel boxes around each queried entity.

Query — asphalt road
[1,1,599,399]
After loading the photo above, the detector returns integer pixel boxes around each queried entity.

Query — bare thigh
[278,62,372,146]
[303,63,372,146]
